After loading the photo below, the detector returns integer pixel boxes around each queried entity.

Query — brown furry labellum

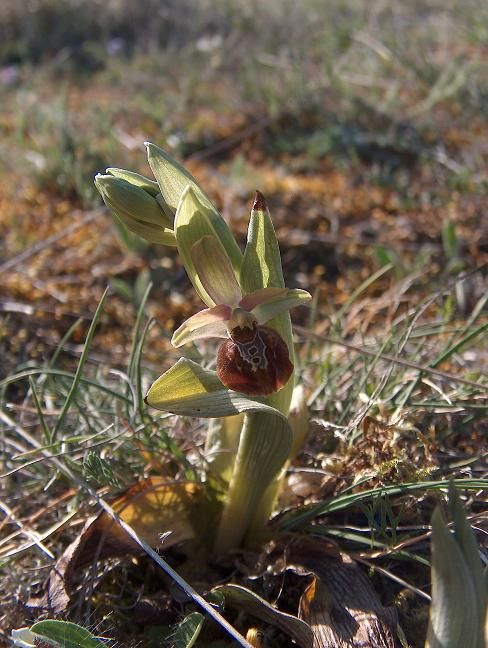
[217,322,293,396]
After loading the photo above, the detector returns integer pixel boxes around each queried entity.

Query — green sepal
[145,358,288,420]
[95,173,176,245]
[146,141,211,217]
[175,187,242,306]
[106,167,160,196]
[240,192,293,414]
[113,213,176,245]
[95,174,173,228]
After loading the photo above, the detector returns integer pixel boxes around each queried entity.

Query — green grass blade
[51,287,109,440]
[281,479,488,529]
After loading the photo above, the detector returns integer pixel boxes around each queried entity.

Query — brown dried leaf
[290,538,400,648]
[33,478,200,613]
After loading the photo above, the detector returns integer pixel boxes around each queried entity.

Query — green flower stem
[214,194,298,551]
[213,411,293,554]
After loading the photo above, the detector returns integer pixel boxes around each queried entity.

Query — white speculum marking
[235,330,268,371]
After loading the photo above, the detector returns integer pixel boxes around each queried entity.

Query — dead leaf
[293,540,399,647]
[32,478,201,613]
[300,574,399,648]
[265,534,399,648]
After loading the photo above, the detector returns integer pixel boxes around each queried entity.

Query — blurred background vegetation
[1,0,487,205]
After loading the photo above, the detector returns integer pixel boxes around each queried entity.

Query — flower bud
[94,173,176,245]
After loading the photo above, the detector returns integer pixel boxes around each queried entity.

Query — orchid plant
[95,144,311,553]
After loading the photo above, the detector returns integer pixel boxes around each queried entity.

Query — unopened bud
[95,173,176,245]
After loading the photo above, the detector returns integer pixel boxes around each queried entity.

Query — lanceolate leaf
[175,187,242,306]
[426,509,480,648]
[145,358,289,420]
[448,482,486,641]
[170,612,205,648]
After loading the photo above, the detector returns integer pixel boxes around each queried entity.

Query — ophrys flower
[172,234,310,396]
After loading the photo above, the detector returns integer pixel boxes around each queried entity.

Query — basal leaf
[170,612,205,648]
[426,509,480,648]
[213,584,313,648]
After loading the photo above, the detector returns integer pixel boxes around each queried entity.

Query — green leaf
[240,191,285,293]
[145,358,288,420]
[426,509,480,648]
[29,620,106,648]
[170,612,205,648]
[240,192,294,415]
[448,482,486,647]
[175,186,242,306]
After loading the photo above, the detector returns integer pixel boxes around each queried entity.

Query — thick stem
[213,411,292,554]
[244,383,308,543]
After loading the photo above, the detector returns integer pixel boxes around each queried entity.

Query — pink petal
[241,288,312,325]
[238,287,287,311]
[171,304,231,347]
